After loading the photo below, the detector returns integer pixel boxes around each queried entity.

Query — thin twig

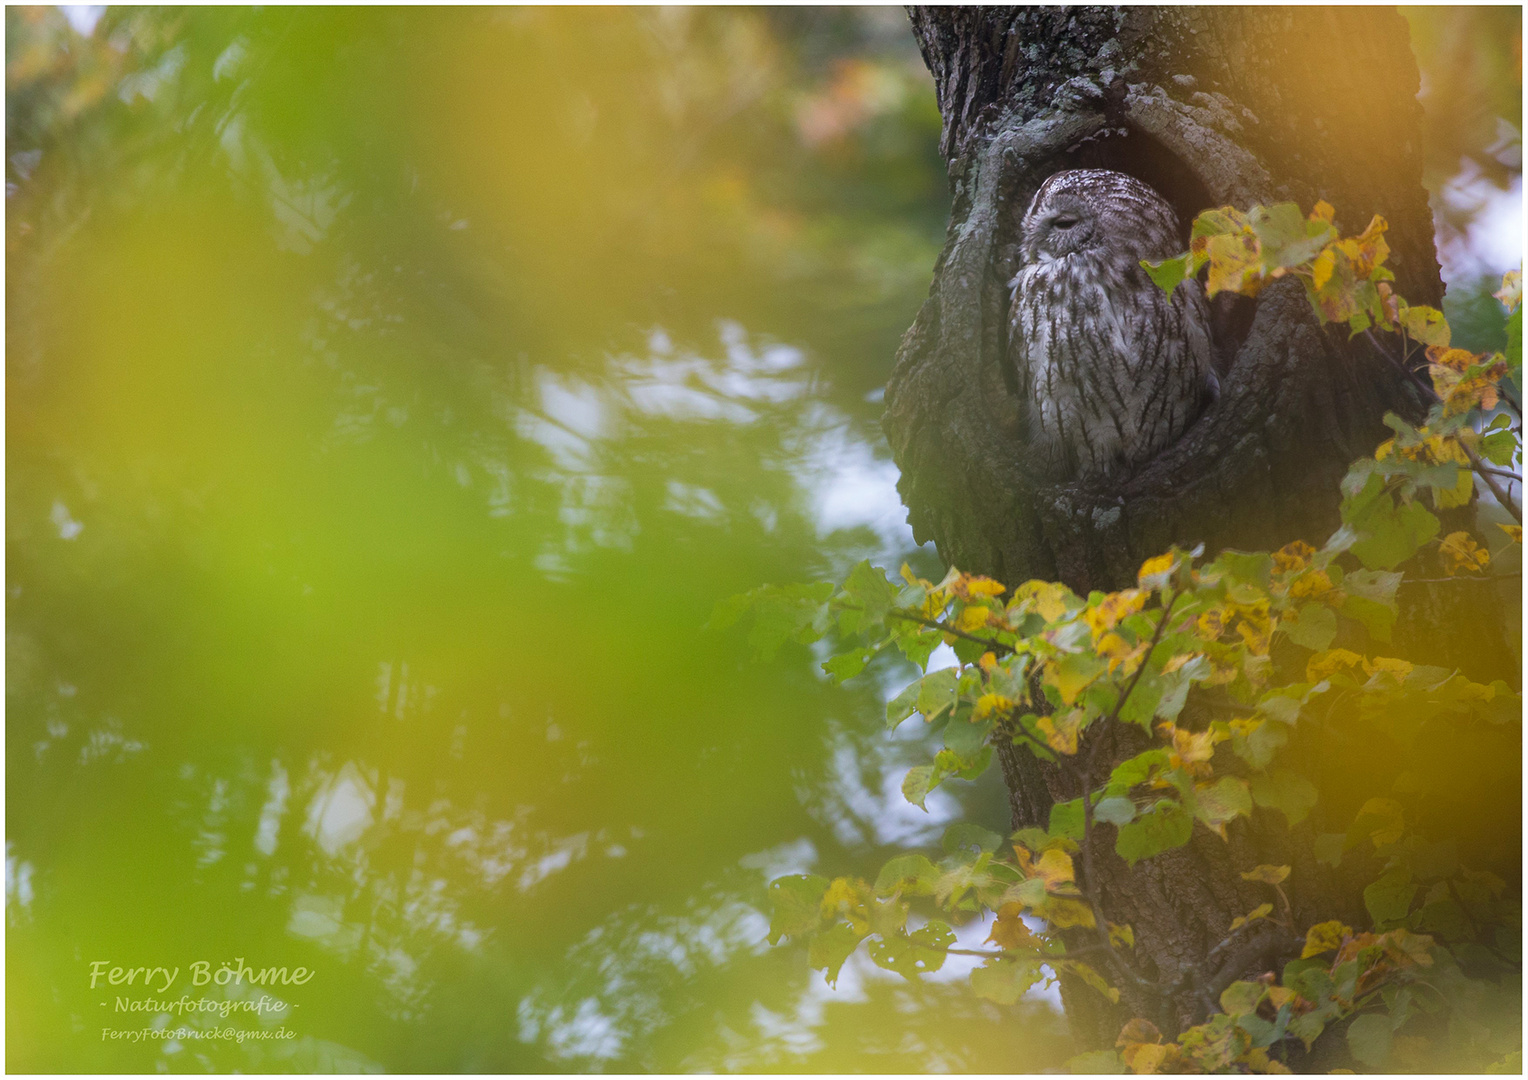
[1475,464,1524,482]
[835,602,1018,656]
[887,609,1017,654]
[1398,571,1521,586]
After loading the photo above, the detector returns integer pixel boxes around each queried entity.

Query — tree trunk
[885,5,1511,1053]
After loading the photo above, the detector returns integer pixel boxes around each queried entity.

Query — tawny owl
[1008,169,1218,480]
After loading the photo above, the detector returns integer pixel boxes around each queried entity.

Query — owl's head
[1019,169,1182,265]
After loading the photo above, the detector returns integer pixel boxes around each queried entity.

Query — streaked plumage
[1008,169,1217,480]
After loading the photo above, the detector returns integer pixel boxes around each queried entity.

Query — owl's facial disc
[1035,201,1095,259]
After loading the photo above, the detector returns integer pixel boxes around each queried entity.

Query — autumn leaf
[1084,589,1147,638]
[1301,919,1352,959]
[1229,903,1273,930]
[1034,847,1077,891]
[1306,648,1365,683]
[1117,1018,1162,1048]
[1137,552,1178,589]
[1399,304,1450,348]
[1494,268,1522,313]
[1122,1042,1168,1075]
[1499,523,1523,544]
[1037,709,1084,755]
[973,693,1016,721]
[987,901,1036,950]
[1271,540,1316,573]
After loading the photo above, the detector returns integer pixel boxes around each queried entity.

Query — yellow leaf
[1123,1042,1168,1075]
[973,693,1015,721]
[1108,922,1135,949]
[1309,200,1336,225]
[1137,552,1177,587]
[955,604,993,633]
[1306,648,1364,683]
[820,877,863,917]
[1205,231,1264,297]
[1311,248,1335,290]
[1035,848,1076,891]
[1438,530,1490,576]
[1013,580,1075,622]
[1230,903,1273,930]
[1162,651,1202,675]
[987,901,1036,950]
[1265,985,1296,1011]
[1084,589,1147,638]
[1271,540,1316,573]
[1302,919,1352,959]
[1042,897,1097,929]
[961,575,1008,599]
[1240,865,1291,885]
[1287,569,1336,600]
[1196,605,1229,639]
[1362,656,1412,680]
[1096,631,1147,676]
[1498,523,1523,544]
[978,651,998,673]
[1037,710,1083,755]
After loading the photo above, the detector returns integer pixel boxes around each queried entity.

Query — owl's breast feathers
[1009,251,1215,480]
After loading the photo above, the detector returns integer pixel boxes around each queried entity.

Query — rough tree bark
[884,5,1515,1055]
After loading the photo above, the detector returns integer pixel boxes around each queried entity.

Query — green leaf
[1141,254,1188,296]
[1251,202,1334,270]
[1107,749,1169,794]
[886,680,921,730]
[1194,776,1252,832]
[1283,602,1337,651]
[944,715,994,761]
[902,765,935,810]
[1219,979,1265,1016]
[1066,1049,1126,1074]
[916,667,960,722]
[767,875,829,943]
[866,922,954,979]
[822,649,870,683]
[1364,871,1418,927]
[808,922,866,986]
[874,854,939,898]
[1250,769,1318,826]
[1346,1012,1393,1069]
[971,957,1044,1005]
[741,583,835,659]
[1342,594,1397,643]
[841,560,897,634]
[1050,651,1107,706]
[1314,833,1346,867]
[1227,717,1287,770]
[1341,473,1440,570]
[1094,796,1137,827]
[1049,798,1085,842]
[1115,800,1193,865]
[706,592,754,631]
[942,823,1003,857]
